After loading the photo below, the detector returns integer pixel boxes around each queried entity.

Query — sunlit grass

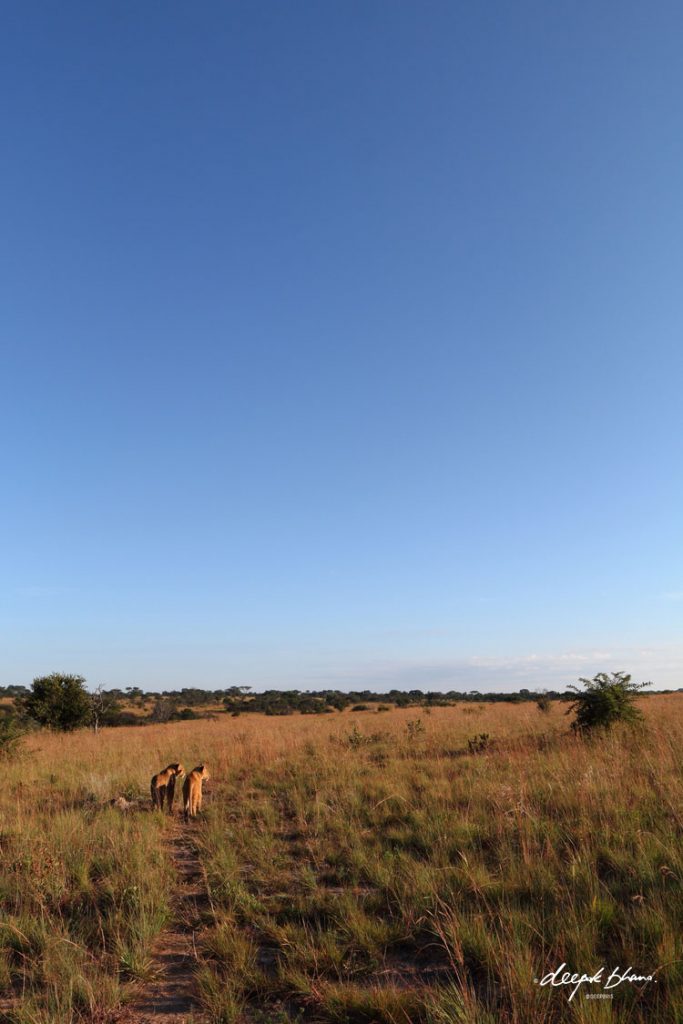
[193,697,683,1023]
[0,696,681,1021]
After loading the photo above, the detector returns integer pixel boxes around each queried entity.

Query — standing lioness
[183,765,210,819]
[150,763,185,814]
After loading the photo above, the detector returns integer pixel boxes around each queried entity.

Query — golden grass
[1,696,681,1023]
[12,698,575,777]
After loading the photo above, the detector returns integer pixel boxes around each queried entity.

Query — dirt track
[123,821,210,1024]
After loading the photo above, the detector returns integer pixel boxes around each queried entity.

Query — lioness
[183,765,210,819]
[150,763,185,814]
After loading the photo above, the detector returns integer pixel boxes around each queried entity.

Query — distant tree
[21,673,90,732]
[326,694,349,711]
[150,697,174,723]
[264,701,294,716]
[298,697,322,714]
[174,707,198,720]
[566,672,650,732]
[0,684,29,699]
[89,686,121,734]
[125,686,145,707]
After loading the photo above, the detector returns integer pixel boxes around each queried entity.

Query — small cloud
[309,644,683,692]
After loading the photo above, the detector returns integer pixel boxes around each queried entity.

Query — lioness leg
[167,775,176,814]
[151,775,164,809]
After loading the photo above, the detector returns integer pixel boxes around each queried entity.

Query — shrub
[351,704,369,712]
[535,693,552,713]
[173,707,199,720]
[264,704,294,716]
[0,714,26,759]
[406,718,425,740]
[566,672,650,732]
[150,697,174,723]
[467,733,491,754]
[345,724,382,749]
[20,672,90,732]
[113,711,144,726]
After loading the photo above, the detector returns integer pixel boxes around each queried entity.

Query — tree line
[2,678,574,732]
[0,673,678,734]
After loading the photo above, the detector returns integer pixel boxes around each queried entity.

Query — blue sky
[2,2,682,692]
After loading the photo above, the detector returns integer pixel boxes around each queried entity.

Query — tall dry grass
[1,697,681,1022]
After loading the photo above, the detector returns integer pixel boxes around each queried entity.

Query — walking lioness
[183,765,210,819]
[150,763,185,814]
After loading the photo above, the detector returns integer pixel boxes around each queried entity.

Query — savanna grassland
[1,698,682,1024]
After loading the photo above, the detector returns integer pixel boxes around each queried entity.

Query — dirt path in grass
[122,819,211,1024]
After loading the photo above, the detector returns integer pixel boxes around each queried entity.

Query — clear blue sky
[2,2,682,692]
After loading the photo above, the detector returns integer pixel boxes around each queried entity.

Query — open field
[1,698,682,1023]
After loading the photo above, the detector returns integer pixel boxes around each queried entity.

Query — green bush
[566,672,650,732]
[0,714,26,759]
[173,707,199,720]
[20,672,90,732]
[467,733,491,754]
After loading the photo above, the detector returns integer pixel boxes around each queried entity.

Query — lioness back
[150,763,185,812]
[182,765,210,819]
